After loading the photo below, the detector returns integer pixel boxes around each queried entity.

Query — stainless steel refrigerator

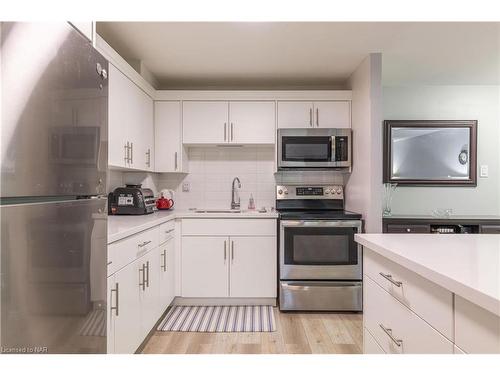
[1,22,108,353]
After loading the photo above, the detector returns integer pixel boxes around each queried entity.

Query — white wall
[345,53,383,233]
[383,85,500,215]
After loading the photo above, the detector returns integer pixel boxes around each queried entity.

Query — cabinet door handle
[174,151,178,170]
[224,123,227,141]
[130,142,133,164]
[316,108,319,127]
[379,272,403,287]
[224,240,227,261]
[145,261,150,287]
[309,108,313,127]
[124,142,129,164]
[139,266,145,291]
[138,240,151,248]
[146,149,151,167]
[379,324,403,347]
[231,240,234,262]
[110,282,119,316]
[230,122,234,142]
[161,249,167,271]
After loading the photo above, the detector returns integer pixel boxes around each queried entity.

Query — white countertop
[355,234,500,317]
[108,209,278,244]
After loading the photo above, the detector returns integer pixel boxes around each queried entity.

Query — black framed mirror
[383,120,477,186]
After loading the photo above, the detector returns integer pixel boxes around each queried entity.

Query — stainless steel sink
[192,209,242,214]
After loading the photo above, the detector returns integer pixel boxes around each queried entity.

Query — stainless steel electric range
[276,184,363,311]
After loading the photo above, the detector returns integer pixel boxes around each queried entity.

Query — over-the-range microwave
[277,128,352,170]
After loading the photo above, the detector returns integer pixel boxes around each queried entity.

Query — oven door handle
[280,220,362,229]
[281,282,362,291]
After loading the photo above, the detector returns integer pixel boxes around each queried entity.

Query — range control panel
[276,185,343,200]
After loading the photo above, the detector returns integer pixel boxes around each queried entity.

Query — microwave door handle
[331,136,336,162]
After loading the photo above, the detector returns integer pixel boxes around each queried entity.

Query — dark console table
[383,215,500,234]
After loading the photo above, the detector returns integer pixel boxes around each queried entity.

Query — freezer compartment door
[0,198,107,353]
[1,22,108,198]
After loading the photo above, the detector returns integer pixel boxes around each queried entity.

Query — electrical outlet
[480,165,489,178]
[182,182,190,192]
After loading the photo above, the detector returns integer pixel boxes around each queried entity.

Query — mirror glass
[390,127,470,180]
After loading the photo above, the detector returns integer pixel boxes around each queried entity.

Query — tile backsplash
[109,146,346,211]
[158,146,276,210]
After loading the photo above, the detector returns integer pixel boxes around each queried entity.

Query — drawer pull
[379,324,403,347]
[379,272,403,287]
[138,240,152,248]
[164,229,174,234]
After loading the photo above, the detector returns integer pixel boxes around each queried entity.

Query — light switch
[480,165,489,178]
[182,182,190,192]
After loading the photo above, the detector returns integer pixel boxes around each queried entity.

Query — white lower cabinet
[108,258,143,354]
[454,296,500,354]
[363,247,500,354]
[229,236,277,298]
[181,219,277,299]
[181,236,229,297]
[158,236,176,312]
[363,327,385,354]
[107,222,176,354]
[364,276,453,354]
[139,250,160,337]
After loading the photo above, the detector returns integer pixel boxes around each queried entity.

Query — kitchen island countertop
[355,233,500,317]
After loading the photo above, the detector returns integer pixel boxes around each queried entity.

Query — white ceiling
[96,22,500,89]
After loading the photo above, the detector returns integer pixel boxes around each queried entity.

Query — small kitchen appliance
[108,184,156,215]
[156,189,175,210]
[276,184,363,311]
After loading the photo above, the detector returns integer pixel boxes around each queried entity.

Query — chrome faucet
[231,177,241,210]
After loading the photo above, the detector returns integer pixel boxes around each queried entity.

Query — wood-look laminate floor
[141,309,363,354]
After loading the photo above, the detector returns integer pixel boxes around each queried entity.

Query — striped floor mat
[79,308,106,337]
[158,305,276,332]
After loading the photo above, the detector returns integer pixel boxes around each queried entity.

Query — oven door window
[282,136,331,162]
[284,226,358,265]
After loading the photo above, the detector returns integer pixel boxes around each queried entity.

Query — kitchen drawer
[181,218,276,236]
[159,220,175,244]
[108,226,159,276]
[364,275,453,354]
[363,248,453,340]
[386,224,430,233]
[455,296,500,354]
[481,225,500,234]
[364,327,385,354]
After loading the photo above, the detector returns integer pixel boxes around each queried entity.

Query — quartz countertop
[108,209,279,244]
[355,233,500,317]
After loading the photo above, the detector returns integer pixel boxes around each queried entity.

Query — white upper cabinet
[313,101,351,128]
[183,101,229,144]
[228,102,275,144]
[155,101,187,172]
[277,101,314,128]
[133,89,154,171]
[277,101,351,129]
[183,101,276,145]
[108,64,154,171]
